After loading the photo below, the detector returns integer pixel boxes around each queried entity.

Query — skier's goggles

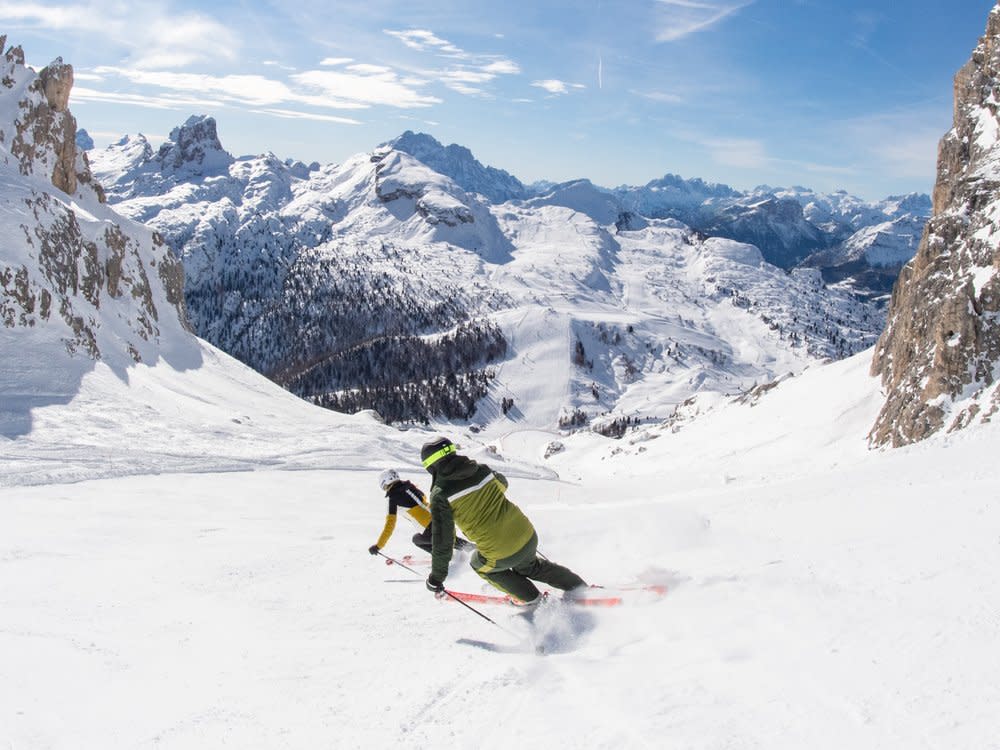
[422,443,457,468]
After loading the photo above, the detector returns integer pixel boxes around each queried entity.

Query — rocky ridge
[0,36,187,376]
[870,4,1000,446]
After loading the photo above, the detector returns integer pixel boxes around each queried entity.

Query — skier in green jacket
[420,436,586,605]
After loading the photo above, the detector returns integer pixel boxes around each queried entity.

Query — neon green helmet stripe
[422,443,456,468]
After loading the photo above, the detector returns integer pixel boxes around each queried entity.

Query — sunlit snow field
[3,344,999,749]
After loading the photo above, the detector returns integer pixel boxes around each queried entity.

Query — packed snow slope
[2,345,999,750]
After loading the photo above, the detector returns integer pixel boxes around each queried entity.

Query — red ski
[384,555,430,567]
[441,588,626,607]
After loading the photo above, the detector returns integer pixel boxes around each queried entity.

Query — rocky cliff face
[869,5,1000,447]
[154,115,234,177]
[0,39,103,202]
[0,37,188,368]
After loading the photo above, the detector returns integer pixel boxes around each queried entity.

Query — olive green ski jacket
[428,455,535,582]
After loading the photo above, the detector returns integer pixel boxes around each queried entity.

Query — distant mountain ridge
[376,132,929,298]
[615,178,931,288]
[88,114,884,431]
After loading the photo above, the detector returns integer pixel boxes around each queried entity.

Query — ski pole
[376,551,511,632]
[376,550,424,577]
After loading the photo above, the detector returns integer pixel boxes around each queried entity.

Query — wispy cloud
[384,27,520,96]
[293,66,441,108]
[850,11,883,49]
[384,28,467,58]
[531,79,585,96]
[250,108,362,125]
[840,108,946,182]
[72,85,224,111]
[0,1,240,68]
[703,136,768,169]
[655,0,753,43]
[631,89,684,104]
[93,64,439,111]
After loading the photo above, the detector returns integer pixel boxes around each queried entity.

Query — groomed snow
[2,343,999,749]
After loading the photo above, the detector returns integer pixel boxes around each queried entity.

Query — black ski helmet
[421,437,456,471]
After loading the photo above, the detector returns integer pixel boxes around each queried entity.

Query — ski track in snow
[3,386,1000,749]
[2,339,999,750]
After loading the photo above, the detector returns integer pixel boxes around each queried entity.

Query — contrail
[598,54,603,89]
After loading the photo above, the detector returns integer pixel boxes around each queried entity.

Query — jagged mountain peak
[75,127,94,150]
[1,38,191,429]
[385,130,448,156]
[154,114,234,177]
[381,130,527,203]
[631,173,742,205]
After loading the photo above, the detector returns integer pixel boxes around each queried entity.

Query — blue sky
[2,0,995,199]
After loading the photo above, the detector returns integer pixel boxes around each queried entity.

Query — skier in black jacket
[368,469,472,555]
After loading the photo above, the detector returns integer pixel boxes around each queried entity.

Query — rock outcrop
[1,37,188,367]
[154,115,234,177]
[1,40,103,201]
[869,4,1000,447]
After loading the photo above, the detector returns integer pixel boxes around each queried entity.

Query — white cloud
[655,0,753,43]
[631,89,684,104]
[71,85,223,111]
[439,69,497,85]
[0,1,241,68]
[533,80,568,95]
[445,83,487,96]
[93,65,435,111]
[320,57,354,67]
[250,108,362,125]
[384,27,521,97]
[531,79,585,96]
[93,67,337,108]
[0,2,96,30]
[263,60,298,72]
[482,60,521,75]
[384,28,466,58]
[346,63,395,75]
[292,69,441,109]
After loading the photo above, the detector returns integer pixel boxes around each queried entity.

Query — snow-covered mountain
[89,119,883,432]
[385,130,528,204]
[0,37,398,470]
[614,175,931,293]
[0,38,191,440]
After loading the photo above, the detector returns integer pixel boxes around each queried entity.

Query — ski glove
[426,575,445,594]
[368,545,380,556]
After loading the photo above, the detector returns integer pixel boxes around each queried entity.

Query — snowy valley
[87,119,893,431]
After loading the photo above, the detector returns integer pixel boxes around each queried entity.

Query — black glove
[426,575,445,594]
[368,545,380,556]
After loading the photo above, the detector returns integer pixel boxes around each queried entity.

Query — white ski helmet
[378,469,400,491]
